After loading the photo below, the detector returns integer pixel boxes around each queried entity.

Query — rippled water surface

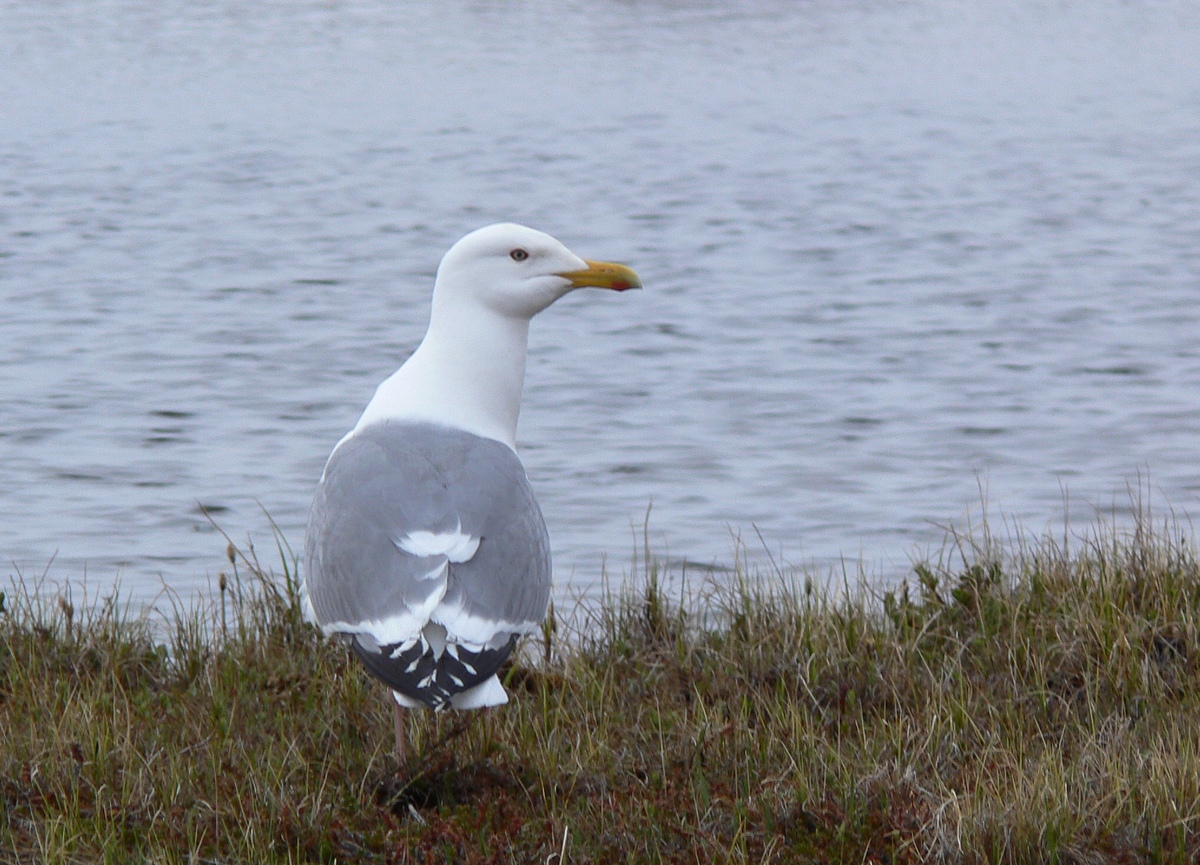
[3,0,1200,603]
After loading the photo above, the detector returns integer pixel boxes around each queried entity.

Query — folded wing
[303,421,551,710]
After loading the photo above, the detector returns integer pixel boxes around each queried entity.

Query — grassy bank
[3,512,1200,864]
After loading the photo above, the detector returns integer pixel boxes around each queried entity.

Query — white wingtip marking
[450,674,509,709]
[389,637,419,659]
[393,690,423,709]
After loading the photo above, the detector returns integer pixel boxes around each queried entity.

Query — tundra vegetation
[2,506,1199,863]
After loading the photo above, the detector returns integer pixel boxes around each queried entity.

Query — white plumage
[301,223,640,763]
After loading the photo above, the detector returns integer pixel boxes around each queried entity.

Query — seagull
[302,223,640,765]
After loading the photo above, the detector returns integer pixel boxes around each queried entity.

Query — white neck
[354,299,530,451]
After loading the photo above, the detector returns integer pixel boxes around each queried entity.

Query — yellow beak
[558,259,642,292]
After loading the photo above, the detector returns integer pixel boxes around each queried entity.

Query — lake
[2,0,1199,605]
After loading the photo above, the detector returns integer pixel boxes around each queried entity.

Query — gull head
[433,223,641,320]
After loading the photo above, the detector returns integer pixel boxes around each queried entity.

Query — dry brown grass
[2,507,1199,863]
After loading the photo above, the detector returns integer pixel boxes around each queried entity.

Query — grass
[3,507,1200,864]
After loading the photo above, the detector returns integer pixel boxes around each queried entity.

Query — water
[3,0,1199,604]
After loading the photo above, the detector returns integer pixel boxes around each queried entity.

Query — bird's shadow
[373,754,519,815]
[371,662,567,816]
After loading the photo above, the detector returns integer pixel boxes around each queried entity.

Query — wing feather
[303,420,551,709]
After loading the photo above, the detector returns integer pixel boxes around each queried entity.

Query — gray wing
[303,420,551,708]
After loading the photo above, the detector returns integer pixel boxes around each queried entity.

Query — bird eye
[510,248,529,261]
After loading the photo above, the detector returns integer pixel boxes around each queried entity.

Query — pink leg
[392,698,407,769]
